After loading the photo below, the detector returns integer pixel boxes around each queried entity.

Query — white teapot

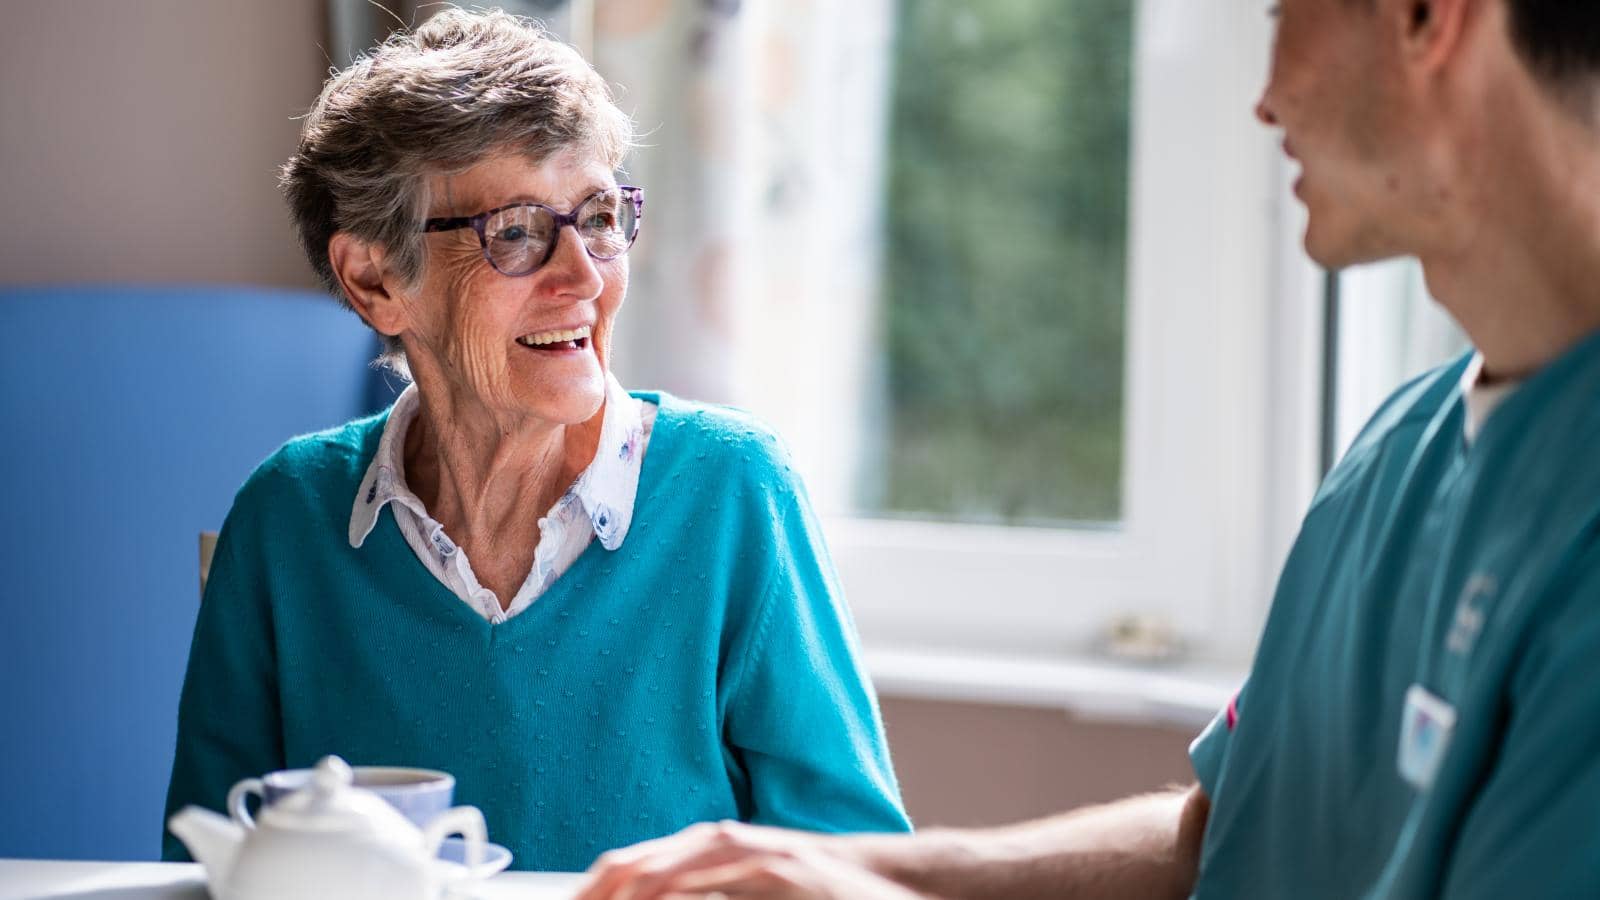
[168,755,487,900]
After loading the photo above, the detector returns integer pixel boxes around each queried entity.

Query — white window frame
[822,0,1324,670]
[1331,260,1467,459]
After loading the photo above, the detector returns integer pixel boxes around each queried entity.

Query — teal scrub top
[1190,330,1600,898]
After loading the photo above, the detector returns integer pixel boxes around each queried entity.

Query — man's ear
[1394,0,1473,73]
[329,232,409,338]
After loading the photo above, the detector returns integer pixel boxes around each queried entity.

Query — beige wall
[0,0,326,287]
[880,697,1198,828]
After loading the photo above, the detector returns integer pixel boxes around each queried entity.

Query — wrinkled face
[1258,0,1428,267]
[404,147,627,426]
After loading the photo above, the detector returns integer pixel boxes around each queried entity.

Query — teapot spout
[168,805,243,891]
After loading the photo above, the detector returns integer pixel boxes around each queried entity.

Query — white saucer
[436,837,514,880]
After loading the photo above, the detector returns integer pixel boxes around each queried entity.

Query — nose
[1255,94,1279,127]
[538,226,605,300]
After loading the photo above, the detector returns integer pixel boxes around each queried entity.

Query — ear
[328,232,409,339]
[1394,0,1473,73]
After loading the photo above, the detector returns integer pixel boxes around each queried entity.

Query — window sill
[864,646,1243,731]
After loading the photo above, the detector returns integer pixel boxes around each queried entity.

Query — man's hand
[575,786,1208,900]
[633,848,927,900]
[575,820,919,900]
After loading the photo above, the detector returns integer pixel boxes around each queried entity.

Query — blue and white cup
[235,764,457,828]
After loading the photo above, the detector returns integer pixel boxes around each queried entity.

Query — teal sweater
[162,392,909,871]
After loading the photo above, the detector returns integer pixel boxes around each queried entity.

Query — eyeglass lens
[484,191,638,276]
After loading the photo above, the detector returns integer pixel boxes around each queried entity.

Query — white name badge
[1398,684,1458,791]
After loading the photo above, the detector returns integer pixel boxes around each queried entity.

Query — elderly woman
[162,9,908,872]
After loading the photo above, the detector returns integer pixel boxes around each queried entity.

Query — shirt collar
[575,374,646,551]
[349,374,645,551]
[1459,351,1522,446]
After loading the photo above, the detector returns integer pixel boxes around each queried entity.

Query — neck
[1418,85,1600,381]
[402,374,603,547]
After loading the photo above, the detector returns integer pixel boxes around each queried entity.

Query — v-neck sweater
[162,391,910,871]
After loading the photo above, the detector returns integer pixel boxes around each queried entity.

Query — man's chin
[1303,218,1401,272]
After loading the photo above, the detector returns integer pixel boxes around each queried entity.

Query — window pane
[864,0,1135,525]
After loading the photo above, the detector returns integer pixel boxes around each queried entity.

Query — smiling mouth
[516,325,591,352]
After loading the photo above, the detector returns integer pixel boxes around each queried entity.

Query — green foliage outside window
[871,0,1135,525]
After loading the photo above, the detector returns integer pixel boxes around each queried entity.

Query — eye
[494,224,528,242]
[583,211,618,230]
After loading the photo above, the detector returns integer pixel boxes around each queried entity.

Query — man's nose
[1255,96,1279,127]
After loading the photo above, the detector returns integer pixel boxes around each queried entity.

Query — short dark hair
[1504,0,1600,84]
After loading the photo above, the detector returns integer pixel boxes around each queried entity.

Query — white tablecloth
[0,859,584,900]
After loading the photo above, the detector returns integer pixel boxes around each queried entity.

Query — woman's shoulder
[636,390,795,478]
[234,411,389,511]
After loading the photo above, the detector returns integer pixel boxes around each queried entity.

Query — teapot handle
[423,806,487,872]
[226,778,265,830]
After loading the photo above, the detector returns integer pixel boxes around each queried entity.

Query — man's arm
[576,784,1209,900]
[849,785,1209,900]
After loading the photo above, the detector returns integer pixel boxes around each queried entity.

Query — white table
[0,859,584,900]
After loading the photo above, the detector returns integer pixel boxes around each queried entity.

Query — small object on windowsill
[1099,613,1186,665]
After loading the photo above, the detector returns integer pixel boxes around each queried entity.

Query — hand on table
[575,820,925,900]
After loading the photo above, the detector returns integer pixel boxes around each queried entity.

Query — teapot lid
[257,756,420,841]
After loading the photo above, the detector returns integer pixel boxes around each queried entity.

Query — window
[729,0,1322,667]
[871,0,1134,525]
[609,0,1323,670]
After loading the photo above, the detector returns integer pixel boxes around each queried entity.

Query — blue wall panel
[0,285,394,860]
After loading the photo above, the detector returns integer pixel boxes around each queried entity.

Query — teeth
[517,326,591,347]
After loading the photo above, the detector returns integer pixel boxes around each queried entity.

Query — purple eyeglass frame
[420,184,644,276]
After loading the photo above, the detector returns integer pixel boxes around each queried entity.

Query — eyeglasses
[421,185,644,277]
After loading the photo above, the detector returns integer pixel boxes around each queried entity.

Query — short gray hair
[280,7,634,370]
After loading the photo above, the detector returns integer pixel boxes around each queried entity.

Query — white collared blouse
[347,374,652,624]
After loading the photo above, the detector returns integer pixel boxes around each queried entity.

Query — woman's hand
[574,820,925,900]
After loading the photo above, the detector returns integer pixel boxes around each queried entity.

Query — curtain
[594,0,892,511]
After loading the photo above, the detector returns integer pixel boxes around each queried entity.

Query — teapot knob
[311,756,354,795]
